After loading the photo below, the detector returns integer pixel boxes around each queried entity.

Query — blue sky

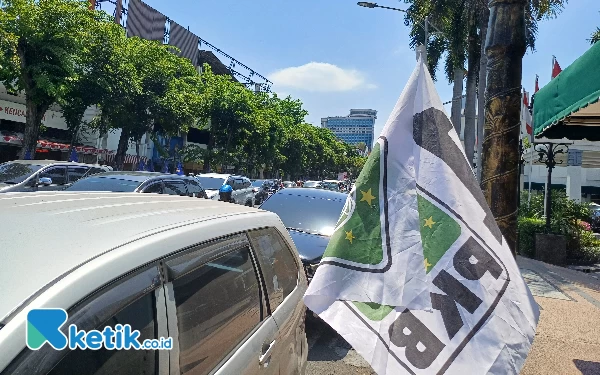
[137,0,599,138]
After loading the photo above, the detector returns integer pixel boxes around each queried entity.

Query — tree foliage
[0,0,101,159]
[0,0,365,178]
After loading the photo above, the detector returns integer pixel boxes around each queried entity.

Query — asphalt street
[306,314,376,375]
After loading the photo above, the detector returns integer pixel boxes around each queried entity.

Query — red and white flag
[522,90,533,142]
[552,56,562,79]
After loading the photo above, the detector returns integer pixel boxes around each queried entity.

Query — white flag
[304,58,539,375]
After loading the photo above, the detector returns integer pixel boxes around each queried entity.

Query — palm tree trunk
[450,68,464,134]
[480,0,527,256]
[476,8,490,182]
[464,26,480,169]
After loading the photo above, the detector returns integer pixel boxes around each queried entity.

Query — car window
[172,247,262,375]
[65,177,141,192]
[0,162,44,184]
[89,167,106,176]
[186,179,205,198]
[196,177,226,190]
[47,293,157,375]
[243,179,251,189]
[233,179,244,190]
[67,166,90,183]
[163,180,187,196]
[248,228,299,312]
[39,166,67,185]
[142,181,163,194]
[4,266,161,375]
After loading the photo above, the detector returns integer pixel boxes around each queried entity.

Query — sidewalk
[518,256,600,375]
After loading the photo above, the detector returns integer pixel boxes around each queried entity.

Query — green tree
[94,37,203,170]
[0,0,99,159]
[592,28,600,44]
[59,14,127,157]
[198,66,256,172]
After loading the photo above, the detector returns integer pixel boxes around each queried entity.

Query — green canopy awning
[534,42,600,140]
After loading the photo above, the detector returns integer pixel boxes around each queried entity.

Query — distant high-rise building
[321,109,377,151]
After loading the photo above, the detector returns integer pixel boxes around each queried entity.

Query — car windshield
[322,182,339,190]
[0,163,44,184]
[260,191,346,236]
[252,180,265,187]
[303,181,320,188]
[196,176,226,190]
[65,176,142,192]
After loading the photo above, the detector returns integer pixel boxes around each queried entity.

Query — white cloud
[268,62,376,92]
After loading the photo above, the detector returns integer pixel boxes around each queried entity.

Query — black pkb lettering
[389,310,445,369]
[431,270,483,340]
[454,237,503,280]
[431,293,463,340]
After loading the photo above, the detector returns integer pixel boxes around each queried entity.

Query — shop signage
[0,99,67,130]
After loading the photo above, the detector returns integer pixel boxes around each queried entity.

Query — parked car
[0,160,110,193]
[64,171,208,198]
[252,179,272,205]
[302,180,323,189]
[282,181,297,188]
[0,193,308,375]
[259,188,348,282]
[195,173,254,206]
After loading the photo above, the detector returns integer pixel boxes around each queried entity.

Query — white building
[0,83,153,166]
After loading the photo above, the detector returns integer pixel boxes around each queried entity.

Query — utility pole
[115,0,122,25]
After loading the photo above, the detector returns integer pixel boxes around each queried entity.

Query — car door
[248,228,308,375]
[37,166,68,191]
[163,179,188,196]
[162,234,279,375]
[242,178,253,205]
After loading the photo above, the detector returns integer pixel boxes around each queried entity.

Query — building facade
[321,109,377,151]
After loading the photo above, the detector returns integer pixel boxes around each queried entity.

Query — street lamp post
[534,142,570,231]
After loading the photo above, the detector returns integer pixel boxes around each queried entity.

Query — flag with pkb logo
[304,58,539,375]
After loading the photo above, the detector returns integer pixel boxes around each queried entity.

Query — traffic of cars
[0,158,354,374]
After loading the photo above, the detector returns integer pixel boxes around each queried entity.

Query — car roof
[2,160,108,168]
[272,187,348,201]
[0,192,266,322]
[86,171,189,183]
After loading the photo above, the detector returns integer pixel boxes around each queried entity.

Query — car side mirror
[38,177,52,186]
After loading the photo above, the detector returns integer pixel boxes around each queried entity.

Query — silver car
[0,160,111,193]
[0,193,308,374]
[195,173,255,206]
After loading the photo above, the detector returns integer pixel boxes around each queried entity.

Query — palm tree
[404,0,568,171]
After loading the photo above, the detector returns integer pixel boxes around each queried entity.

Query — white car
[195,173,255,206]
[0,192,308,374]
